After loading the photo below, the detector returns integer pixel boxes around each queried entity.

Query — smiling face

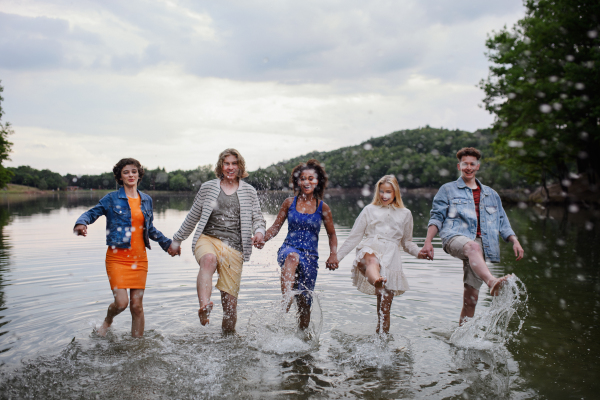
[298,169,319,195]
[379,182,395,206]
[222,155,240,181]
[121,164,139,188]
[457,155,480,181]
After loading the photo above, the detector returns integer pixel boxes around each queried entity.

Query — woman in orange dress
[74,158,177,337]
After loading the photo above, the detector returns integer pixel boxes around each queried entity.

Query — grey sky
[0,0,524,174]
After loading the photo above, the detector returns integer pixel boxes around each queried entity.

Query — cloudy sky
[0,0,524,175]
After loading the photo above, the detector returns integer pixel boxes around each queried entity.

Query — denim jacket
[427,177,515,263]
[75,187,172,251]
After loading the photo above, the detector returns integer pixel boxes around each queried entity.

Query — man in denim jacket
[420,147,524,325]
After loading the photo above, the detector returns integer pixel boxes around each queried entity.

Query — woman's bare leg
[297,294,311,331]
[198,253,217,325]
[362,253,386,288]
[281,253,299,311]
[129,289,145,337]
[97,289,129,336]
[376,289,394,334]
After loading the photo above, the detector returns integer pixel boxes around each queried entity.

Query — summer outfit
[173,179,266,298]
[195,189,244,297]
[105,196,148,289]
[277,197,323,304]
[75,187,172,290]
[428,177,516,289]
[337,204,420,296]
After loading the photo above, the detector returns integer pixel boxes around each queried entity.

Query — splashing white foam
[246,291,323,354]
[450,274,528,349]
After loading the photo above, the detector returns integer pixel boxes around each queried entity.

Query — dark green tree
[480,0,600,193]
[0,81,14,188]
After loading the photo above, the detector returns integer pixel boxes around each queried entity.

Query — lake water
[0,191,598,399]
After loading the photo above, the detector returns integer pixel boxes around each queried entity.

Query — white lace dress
[337,204,420,295]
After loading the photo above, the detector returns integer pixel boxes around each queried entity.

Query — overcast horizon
[1,0,524,175]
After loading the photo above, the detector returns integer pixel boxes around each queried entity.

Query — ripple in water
[450,274,529,349]
[246,290,323,354]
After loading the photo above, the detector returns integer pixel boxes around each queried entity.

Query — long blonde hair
[371,175,404,208]
[214,148,249,179]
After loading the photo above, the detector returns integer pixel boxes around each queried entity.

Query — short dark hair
[290,159,328,200]
[113,158,145,186]
[456,147,481,161]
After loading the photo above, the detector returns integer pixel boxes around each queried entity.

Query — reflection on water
[0,191,598,398]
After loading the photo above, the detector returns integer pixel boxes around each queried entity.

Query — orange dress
[105,196,148,290]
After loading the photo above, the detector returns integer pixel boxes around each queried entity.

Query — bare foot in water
[373,276,387,289]
[489,274,511,296]
[198,302,213,326]
[96,320,111,337]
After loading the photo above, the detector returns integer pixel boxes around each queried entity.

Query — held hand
[252,232,265,249]
[167,242,181,257]
[420,242,434,260]
[326,254,339,270]
[512,240,524,261]
[417,252,428,260]
[74,224,88,237]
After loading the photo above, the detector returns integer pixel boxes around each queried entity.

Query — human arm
[322,203,339,270]
[420,225,439,260]
[171,185,207,250]
[400,211,421,258]
[73,195,109,236]
[259,198,292,248]
[336,208,369,262]
[508,235,524,261]
[250,188,267,248]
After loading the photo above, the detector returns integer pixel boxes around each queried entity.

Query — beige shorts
[443,236,485,290]
[194,234,244,298]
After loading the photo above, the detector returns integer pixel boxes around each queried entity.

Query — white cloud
[0,0,525,174]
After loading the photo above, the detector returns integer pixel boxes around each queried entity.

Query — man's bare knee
[463,241,481,256]
[200,253,217,268]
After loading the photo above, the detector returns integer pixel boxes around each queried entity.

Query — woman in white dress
[337,175,427,333]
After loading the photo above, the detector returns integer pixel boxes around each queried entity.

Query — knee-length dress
[105,196,148,290]
[277,197,323,299]
[337,204,420,295]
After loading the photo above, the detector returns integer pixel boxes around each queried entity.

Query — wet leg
[459,284,479,326]
[463,241,509,295]
[198,253,217,325]
[221,291,238,335]
[281,253,299,311]
[376,289,394,334]
[363,253,386,288]
[97,289,129,336]
[297,294,311,331]
[129,289,145,338]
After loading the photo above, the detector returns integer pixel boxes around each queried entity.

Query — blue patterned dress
[277,197,323,303]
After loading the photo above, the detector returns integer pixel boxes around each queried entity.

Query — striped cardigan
[172,179,266,262]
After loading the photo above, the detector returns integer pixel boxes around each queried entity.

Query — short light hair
[371,175,404,208]
[214,148,249,179]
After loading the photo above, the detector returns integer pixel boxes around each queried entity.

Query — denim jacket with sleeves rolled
[427,177,516,263]
[75,187,172,251]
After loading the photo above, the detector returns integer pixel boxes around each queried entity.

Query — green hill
[246,126,526,190]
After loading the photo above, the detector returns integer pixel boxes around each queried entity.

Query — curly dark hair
[290,159,328,200]
[113,158,145,186]
[456,147,482,161]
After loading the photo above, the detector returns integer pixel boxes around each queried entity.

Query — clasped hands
[418,242,434,260]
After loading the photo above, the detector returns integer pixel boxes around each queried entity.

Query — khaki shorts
[443,236,485,290]
[194,234,244,298]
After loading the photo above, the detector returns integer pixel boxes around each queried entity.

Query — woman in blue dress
[261,159,339,330]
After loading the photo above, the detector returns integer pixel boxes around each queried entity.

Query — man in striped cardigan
[169,149,266,333]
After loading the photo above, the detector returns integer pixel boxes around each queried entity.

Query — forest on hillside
[6,127,528,192]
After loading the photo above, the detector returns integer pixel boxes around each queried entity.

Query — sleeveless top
[282,197,323,256]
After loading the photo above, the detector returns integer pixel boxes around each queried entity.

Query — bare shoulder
[321,201,331,212]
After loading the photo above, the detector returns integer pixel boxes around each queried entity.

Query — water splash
[450,275,528,349]
[246,291,323,354]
